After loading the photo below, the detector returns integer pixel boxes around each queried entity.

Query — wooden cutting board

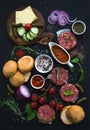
[7,7,45,46]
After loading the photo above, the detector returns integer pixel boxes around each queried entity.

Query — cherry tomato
[31,94,38,101]
[57,103,63,111]
[38,97,45,104]
[48,87,55,95]
[49,100,57,108]
[30,102,37,109]
[24,23,32,31]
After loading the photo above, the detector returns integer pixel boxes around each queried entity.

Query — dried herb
[25,103,36,122]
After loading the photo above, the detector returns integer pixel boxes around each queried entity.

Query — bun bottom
[60,106,72,125]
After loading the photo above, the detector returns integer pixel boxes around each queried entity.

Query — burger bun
[3,60,17,77]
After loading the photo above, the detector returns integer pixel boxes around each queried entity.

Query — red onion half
[16,85,30,100]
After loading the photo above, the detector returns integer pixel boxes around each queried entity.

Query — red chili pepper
[15,50,25,58]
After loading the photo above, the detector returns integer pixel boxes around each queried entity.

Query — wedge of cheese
[15,6,38,24]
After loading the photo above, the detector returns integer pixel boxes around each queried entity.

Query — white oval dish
[56,28,70,38]
[35,54,53,73]
[48,42,73,67]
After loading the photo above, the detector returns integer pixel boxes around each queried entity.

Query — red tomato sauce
[52,45,69,63]
[32,76,43,87]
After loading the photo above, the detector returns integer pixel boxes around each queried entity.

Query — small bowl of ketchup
[30,74,45,89]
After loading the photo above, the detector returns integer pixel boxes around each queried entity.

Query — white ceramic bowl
[35,54,53,73]
[72,20,86,35]
[30,74,45,89]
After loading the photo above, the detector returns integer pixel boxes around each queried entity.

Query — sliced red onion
[66,17,77,23]
[48,10,77,27]
[48,15,56,24]
[57,11,70,26]
[49,10,60,23]
[16,85,30,100]
[48,10,60,24]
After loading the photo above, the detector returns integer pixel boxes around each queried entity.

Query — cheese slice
[15,6,38,24]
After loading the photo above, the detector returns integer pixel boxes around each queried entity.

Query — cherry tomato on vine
[48,87,56,95]
[24,23,32,31]
[38,97,46,104]
[57,103,63,111]
[49,100,57,108]
[31,94,38,101]
[30,102,37,109]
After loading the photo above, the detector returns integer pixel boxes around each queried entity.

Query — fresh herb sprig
[0,95,25,120]
[69,57,84,84]
[11,45,40,59]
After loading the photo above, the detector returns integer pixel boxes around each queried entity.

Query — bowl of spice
[72,20,86,35]
[35,54,53,73]
[30,74,45,89]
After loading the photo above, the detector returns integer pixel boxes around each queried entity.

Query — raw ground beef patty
[37,104,55,124]
[59,83,79,102]
[58,31,77,50]
[50,67,68,86]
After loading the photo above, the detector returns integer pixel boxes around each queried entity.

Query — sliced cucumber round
[30,27,39,35]
[17,27,26,36]
[22,33,30,42]
[29,31,38,39]
[26,32,34,40]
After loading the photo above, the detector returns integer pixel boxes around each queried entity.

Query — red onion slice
[48,10,60,24]
[66,17,77,23]
[50,10,60,23]
[48,15,56,24]
[57,11,70,26]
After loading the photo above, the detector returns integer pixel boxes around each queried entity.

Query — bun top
[3,60,17,77]
[18,55,34,73]
[66,105,85,124]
